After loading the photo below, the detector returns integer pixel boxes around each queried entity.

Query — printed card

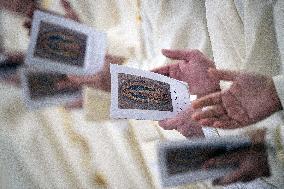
[158,136,252,187]
[110,64,191,120]
[20,67,82,109]
[25,10,106,75]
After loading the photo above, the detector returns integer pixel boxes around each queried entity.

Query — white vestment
[1,0,283,188]
[206,0,284,188]
[0,1,219,189]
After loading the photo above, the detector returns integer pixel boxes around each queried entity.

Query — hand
[152,49,220,137]
[0,0,37,16]
[57,54,126,92]
[57,55,125,109]
[152,49,220,97]
[23,0,80,35]
[203,130,270,186]
[192,69,282,129]
[158,106,205,138]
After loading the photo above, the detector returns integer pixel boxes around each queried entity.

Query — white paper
[25,10,106,75]
[110,64,191,121]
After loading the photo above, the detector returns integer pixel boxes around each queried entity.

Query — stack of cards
[21,10,107,109]
[110,64,191,121]
[158,136,252,187]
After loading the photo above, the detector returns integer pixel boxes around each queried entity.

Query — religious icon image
[34,21,87,67]
[118,73,173,111]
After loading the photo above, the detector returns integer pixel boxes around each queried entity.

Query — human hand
[152,49,220,97]
[0,0,37,16]
[23,0,80,35]
[192,69,282,129]
[57,55,125,109]
[158,106,205,138]
[152,49,220,137]
[203,130,270,186]
[57,54,126,92]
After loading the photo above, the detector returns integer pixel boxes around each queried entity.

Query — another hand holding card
[157,136,252,187]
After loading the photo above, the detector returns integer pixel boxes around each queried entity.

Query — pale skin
[0,0,37,16]
[191,68,283,129]
[202,129,270,186]
[156,54,280,184]
[153,49,220,137]
[189,68,282,185]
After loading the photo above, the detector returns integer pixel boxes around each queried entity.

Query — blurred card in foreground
[26,10,106,75]
[158,136,252,187]
[21,68,82,109]
[110,64,191,120]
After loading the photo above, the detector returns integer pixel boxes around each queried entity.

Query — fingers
[213,120,242,129]
[158,117,183,130]
[60,0,80,22]
[213,168,247,186]
[104,55,126,69]
[203,153,239,170]
[64,98,83,110]
[208,68,239,82]
[67,75,97,86]
[56,79,76,90]
[221,90,249,124]
[198,118,218,126]
[162,49,201,61]
[26,2,39,18]
[197,114,230,127]
[192,92,222,109]
[151,63,181,80]
[192,105,226,121]
[177,123,205,138]
[6,52,24,65]
[151,65,171,77]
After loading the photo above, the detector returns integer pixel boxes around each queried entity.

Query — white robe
[0,1,219,189]
[206,0,284,188]
[1,0,283,188]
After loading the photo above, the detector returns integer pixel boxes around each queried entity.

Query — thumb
[208,68,239,82]
[60,0,80,22]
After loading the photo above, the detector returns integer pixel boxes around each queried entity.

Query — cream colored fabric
[81,1,219,188]
[2,0,283,188]
[206,0,284,188]
[0,0,218,189]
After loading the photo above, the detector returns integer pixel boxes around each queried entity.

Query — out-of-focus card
[20,68,82,109]
[26,10,106,75]
[110,64,190,120]
[158,136,252,187]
